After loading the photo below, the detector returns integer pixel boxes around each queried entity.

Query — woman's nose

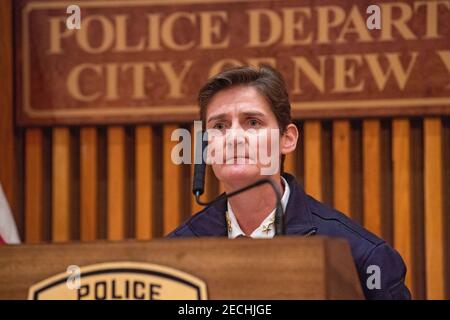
[225,126,246,147]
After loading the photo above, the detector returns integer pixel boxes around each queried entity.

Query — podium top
[0,236,363,300]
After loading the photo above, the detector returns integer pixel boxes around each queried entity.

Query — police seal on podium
[28,262,208,300]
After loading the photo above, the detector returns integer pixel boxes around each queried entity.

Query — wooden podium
[0,236,364,299]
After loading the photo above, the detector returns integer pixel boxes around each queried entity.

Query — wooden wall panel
[51,128,71,242]
[24,129,44,243]
[423,118,445,299]
[80,128,98,241]
[363,120,382,236]
[163,125,183,235]
[0,0,16,226]
[304,121,322,201]
[135,126,154,240]
[107,127,126,240]
[392,119,415,297]
[332,120,351,216]
[284,152,296,177]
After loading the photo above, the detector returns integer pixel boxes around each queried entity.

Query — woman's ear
[280,123,299,155]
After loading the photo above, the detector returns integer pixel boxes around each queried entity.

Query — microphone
[192,130,208,198]
[192,130,285,235]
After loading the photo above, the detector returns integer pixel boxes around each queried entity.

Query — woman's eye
[213,122,225,130]
[248,119,261,127]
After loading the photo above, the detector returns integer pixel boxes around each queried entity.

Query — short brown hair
[198,65,293,173]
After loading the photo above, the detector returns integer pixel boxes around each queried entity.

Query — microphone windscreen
[192,130,207,195]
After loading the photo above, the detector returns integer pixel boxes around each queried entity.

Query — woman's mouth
[225,155,253,163]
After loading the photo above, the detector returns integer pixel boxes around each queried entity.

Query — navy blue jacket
[167,173,411,300]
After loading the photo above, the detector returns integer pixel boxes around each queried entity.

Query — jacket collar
[188,173,317,237]
[282,173,317,236]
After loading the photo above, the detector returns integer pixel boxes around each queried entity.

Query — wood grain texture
[163,125,183,235]
[0,0,16,221]
[304,121,322,200]
[52,128,71,242]
[135,126,154,240]
[392,119,414,296]
[25,129,44,243]
[332,120,351,216]
[363,120,382,236]
[284,152,296,177]
[423,118,445,299]
[107,127,126,240]
[0,237,363,300]
[80,127,97,241]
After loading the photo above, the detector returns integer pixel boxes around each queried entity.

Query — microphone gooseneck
[194,179,285,236]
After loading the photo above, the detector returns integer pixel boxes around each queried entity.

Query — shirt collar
[226,176,291,239]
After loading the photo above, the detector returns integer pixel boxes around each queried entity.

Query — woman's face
[205,85,283,184]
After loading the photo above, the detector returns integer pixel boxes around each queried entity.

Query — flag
[0,183,21,244]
